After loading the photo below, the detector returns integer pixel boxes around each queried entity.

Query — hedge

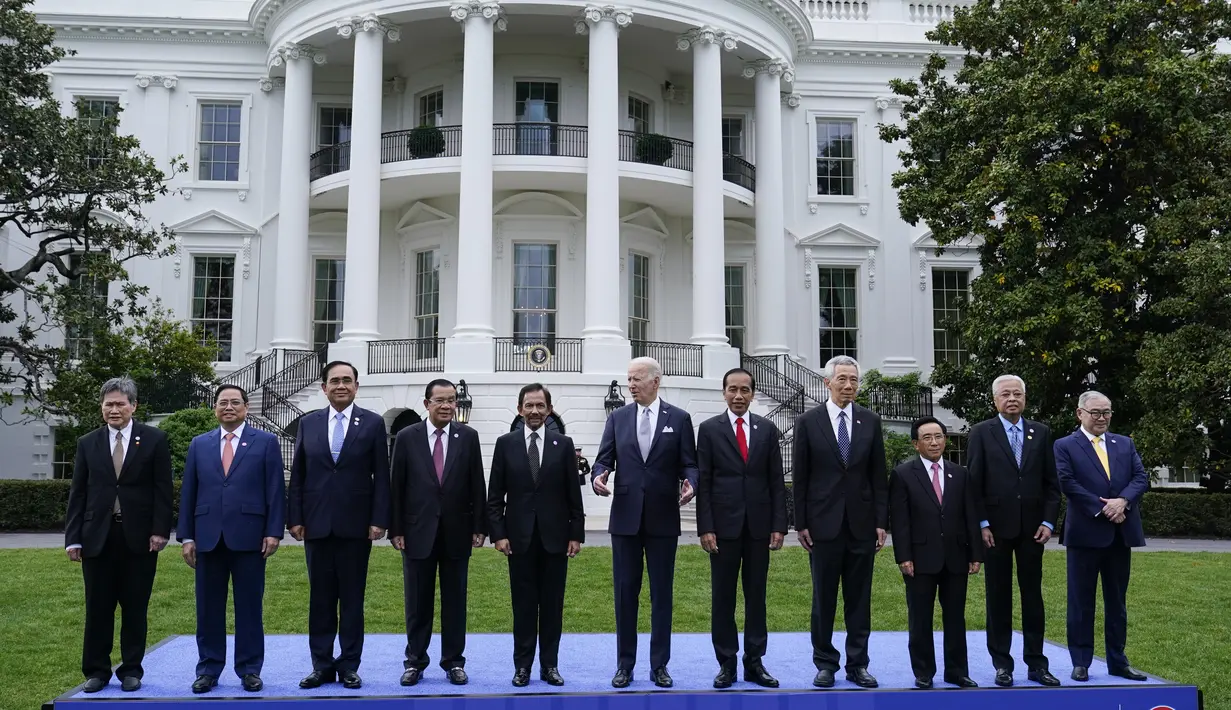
[0,480,185,532]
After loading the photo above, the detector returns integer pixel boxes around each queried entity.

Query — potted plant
[406,124,446,158]
[635,132,673,166]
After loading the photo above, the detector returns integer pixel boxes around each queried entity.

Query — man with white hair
[592,357,699,689]
[966,375,1062,687]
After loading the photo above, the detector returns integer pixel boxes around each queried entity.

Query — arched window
[509,412,566,435]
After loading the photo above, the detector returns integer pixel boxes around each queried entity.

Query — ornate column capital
[875,96,904,112]
[742,58,794,83]
[575,5,633,34]
[676,26,739,52]
[337,14,401,42]
[781,92,802,108]
[272,43,327,67]
[134,74,177,89]
[450,1,507,31]
[258,76,286,92]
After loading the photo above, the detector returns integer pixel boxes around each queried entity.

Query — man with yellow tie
[1053,391,1149,684]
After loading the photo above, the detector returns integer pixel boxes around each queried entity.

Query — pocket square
[662,426,674,433]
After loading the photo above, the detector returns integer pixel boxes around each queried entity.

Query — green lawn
[2,546,1227,710]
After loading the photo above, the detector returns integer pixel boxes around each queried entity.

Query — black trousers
[195,538,266,678]
[983,531,1049,672]
[1066,529,1132,670]
[507,525,568,669]
[402,532,469,671]
[709,526,770,669]
[81,519,158,681]
[305,536,373,673]
[904,568,969,679]
[808,519,875,672]
[611,529,678,671]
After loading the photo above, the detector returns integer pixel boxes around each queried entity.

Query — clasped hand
[1100,497,1128,523]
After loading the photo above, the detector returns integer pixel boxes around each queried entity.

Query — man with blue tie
[1053,390,1149,683]
[288,361,390,690]
[178,385,285,694]
[592,356,699,689]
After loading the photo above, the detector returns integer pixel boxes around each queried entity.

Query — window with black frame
[512,244,557,346]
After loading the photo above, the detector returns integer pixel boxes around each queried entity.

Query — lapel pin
[947,473,953,478]
[1110,438,1116,444]
[553,440,558,446]
[1029,428,1034,433]
[454,433,459,438]
[1027,435,1033,440]
[856,420,862,425]
[753,424,759,430]
[354,417,361,426]
[241,442,248,447]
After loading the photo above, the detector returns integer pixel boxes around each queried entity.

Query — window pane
[722,118,744,157]
[191,256,236,361]
[628,253,651,340]
[815,120,856,196]
[312,259,345,352]
[513,244,558,342]
[725,265,745,352]
[198,101,243,183]
[932,269,969,366]
[417,90,444,127]
[817,266,857,362]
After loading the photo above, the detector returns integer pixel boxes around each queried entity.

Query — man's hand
[261,537,280,558]
[391,535,406,550]
[149,535,168,552]
[182,541,197,569]
[494,538,512,556]
[875,528,887,552]
[797,528,813,552]
[769,532,784,551]
[592,470,611,497]
[1033,525,1052,544]
[289,525,305,541]
[678,480,695,506]
[369,526,385,540]
[1110,510,1127,524]
[969,561,981,575]
[700,533,718,554]
[66,547,82,563]
[472,533,485,548]
[1100,497,1128,522]
[899,560,914,577]
[567,541,581,558]
[982,528,995,548]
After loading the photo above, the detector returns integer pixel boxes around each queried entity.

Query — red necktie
[736,417,748,462]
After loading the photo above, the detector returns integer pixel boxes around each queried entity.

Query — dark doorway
[509,412,566,435]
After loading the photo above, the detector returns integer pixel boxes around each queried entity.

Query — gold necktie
[112,431,125,515]
[1093,436,1110,479]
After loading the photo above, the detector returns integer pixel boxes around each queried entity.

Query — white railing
[798,0,872,21]
[797,0,975,23]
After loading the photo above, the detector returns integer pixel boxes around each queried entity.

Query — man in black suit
[890,417,982,689]
[792,355,887,689]
[592,356,699,689]
[288,361,391,690]
[390,378,487,686]
[65,377,174,693]
[575,448,591,487]
[696,368,787,689]
[967,374,1062,687]
[487,383,585,687]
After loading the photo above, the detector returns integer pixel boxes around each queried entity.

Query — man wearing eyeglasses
[1053,391,1149,683]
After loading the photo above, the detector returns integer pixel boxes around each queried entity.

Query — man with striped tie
[287,361,390,690]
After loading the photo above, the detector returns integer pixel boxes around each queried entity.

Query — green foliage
[856,370,928,408]
[0,479,184,531]
[883,430,916,470]
[880,0,1231,470]
[159,407,220,478]
[406,124,445,158]
[0,0,186,416]
[635,133,674,165]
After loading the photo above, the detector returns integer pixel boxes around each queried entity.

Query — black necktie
[528,431,540,486]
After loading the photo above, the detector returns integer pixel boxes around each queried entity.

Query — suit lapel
[1018,420,1037,471]
[719,414,745,466]
[95,427,118,482]
[1105,435,1122,485]
[227,425,257,476]
[440,427,462,483]
[814,406,844,467]
[1078,434,1107,482]
[118,423,143,479]
[990,419,1018,469]
[413,424,439,485]
[336,408,365,465]
[942,465,960,514]
[913,459,943,509]
[646,404,670,461]
[539,432,561,487]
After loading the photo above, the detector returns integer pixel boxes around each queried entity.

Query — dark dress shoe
[339,670,362,689]
[813,669,836,687]
[121,676,141,692]
[915,677,933,689]
[714,666,736,689]
[191,675,217,694]
[847,667,879,688]
[241,674,263,692]
[446,667,469,685]
[540,667,565,686]
[612,669,632,688]
[1071,666,1089,682]
[512,668,530,687]
[400,668,422,686]
[83,678,108,693]
[1111,667,1148,681]
[651,667,673,688]
[744,664,779,688]
[300,670,334,689]
[1029,668,1061,686]
[945,675,978,688]
[994,668,1013,687]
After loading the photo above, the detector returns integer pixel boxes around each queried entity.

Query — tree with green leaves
[160,406,221,478]
[1,0,185,419]
[880,0,1231,480]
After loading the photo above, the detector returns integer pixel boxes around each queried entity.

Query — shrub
[160,407,221,478]
[635,133,673,165]
[406,125,445,158]
[0,480,183,531]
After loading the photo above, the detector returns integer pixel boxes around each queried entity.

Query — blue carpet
[70,632,1165,699]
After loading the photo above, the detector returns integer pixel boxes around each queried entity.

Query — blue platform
[46,632,1201,709]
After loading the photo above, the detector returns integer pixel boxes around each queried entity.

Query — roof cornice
[798,39,963,66]
[40,13,264,44]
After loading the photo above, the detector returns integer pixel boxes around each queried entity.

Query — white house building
[2,0,992,503]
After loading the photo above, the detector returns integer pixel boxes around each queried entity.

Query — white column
[337,15,399,346]
[746,59,791,355]
[679,27,738,357]
[877,96,918,373]
[578,5,634,374]
[269,44,323,351]
[447,1,505,373]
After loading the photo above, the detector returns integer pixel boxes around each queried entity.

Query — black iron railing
[868,387,935,422]
[723,154,756,191]
[741,354,806,412]
[618,130,694,172]
[631,340,703,378]
[263,347,325,403]
[244,413,296,472]
[493,123,588,158]
[195,350,278,406]
[309,126,465,180]
[494,337,583,373]
[368,338,445,374]
[309,144,350,180]
[261,388,309,446]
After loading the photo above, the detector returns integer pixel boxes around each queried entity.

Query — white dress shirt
[427,421,452,460]
[524,424,545,468]
[638,398,662,440]
[220,421,246,458]
[825,399,854,439]
[921,455,945,495]
[727,409,751,455]
[327,403,354,441]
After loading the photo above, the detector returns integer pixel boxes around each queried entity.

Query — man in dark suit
[65,377,174,693]
[696,368,787,689]
[288,360,390,690]
[890,417,982,689]
[178,384,285,693]
[967,374,1062,687]
[487,383,585,687]
[575,447,591,487]
[390,378,487,686]
[593,356,699,688]
[792,355,887,689]
[1054,390,1149,683]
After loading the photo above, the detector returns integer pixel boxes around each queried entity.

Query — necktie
[638,407,652,460]
[433,428,446,483]
[931,461,943,504]
[735,417,748,462]
[837,411,850,465]
[222,432,236,477]
[528,431,541,486]
[112,431,124,515]
[331,412,345,463]
[1010,425,1022,467]
[1093,436,1110,479]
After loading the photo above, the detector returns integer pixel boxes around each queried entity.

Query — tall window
[945,434,968,467]
[932,268,969,366]
[515,81,560,123]
[818,266,858,362]
[64,254,109,360]
[722,117,745,157]
[628,253,651,341]
[418,89,444,127]
[53,427,76,480]
[415,250,440,358]
[816,119,855,196]
[628,96,652,134]
[77,98,119,168]
[317,106,351,173]
[512,244,557,343]
[725,265,746,351]
[313,259,345,352]
[198,102,242,182]
[192,256,236,361]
